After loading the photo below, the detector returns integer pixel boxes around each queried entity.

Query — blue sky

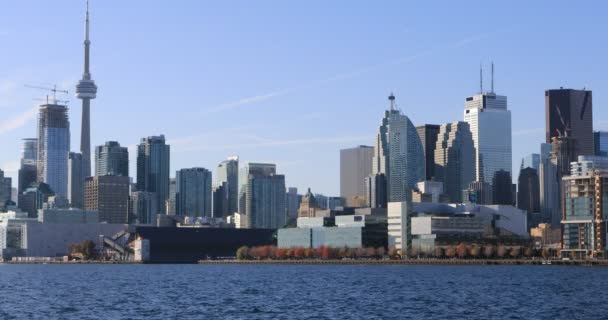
[1,0,607,196]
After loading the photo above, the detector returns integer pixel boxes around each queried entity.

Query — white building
[388,201,410,252]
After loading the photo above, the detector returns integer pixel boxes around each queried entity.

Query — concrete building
[37,103,70,198]
[175,168,212,218]
[67,152,84,209]
[464,78,512,190]
[545,88,593,158]
[136,135,170,213]
[130,191,158,224]
[416,124,441,180]
[340,145,373,204]
[594,131,608,156]
[95,141,129,177]
[517,167,541,229]
[38,208,99,224]
[216,156,238,217]
[413,181,449,204]
[434,121,475,203]
[388,201,411,253]
[371,94,425,204]
[239,163,286,229]
[85,175,130,224]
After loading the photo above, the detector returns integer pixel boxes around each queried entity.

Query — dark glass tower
[545,88,593,157]
[416,124,440,180]
[137,135,170,213]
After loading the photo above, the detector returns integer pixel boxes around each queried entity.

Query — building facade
[416,124,441,180]
[340,145,373,203]
[517,167,541,229]
[239,163,286,229]
[434,121,475,203]
[37,103,70,198]
[67,152,84,209]
[175,168,212,218]
[136,135,170,213]
[545,88,593,157]
[84,175,130,224]
[130,191,158,224]
[594,131,608,156]
[216,156,238,216]
[95,141,129,177]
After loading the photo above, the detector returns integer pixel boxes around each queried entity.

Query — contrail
[202,32,491,113]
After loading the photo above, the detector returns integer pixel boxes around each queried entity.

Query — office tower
[213,183,228,218]
[84,175,129,224]
[0,169,11,209]
[286,187,301,220]
[340,146,373,203]
[371,94,425,204]
[464,66,512,190]
[95,141,129,177]
[136,135,170,213]
[517,167,541,228]
[167,178,176,215]
[175,168,212,217]
[75,1,97,180]
[18,182,54,217]
[463,181,493,204]
[521,153,540,172]
[365,173,387,208]
[216,156,238,216]
[130,191,158,224]
[562,156,608,258]
[492,170,513,205]
[594,131,608,156]
[433,121,475,203]
[545,88,593,157]
[416,124,441,180]
[538,143,554,223]
[67,152,84,208]
[18,139,38,194]
[37,103,70,198]
[239,163,286,229]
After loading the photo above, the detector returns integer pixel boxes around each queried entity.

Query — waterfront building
[416,124,441,180]
[545,88,593,157]
[130,191,158,224]
[37,103,70,198]
[517,167,541,229]
[594,131,608,156]
[388,201,411,253]
[433,121,475,203]
[136,135,170,213]
[95,141,129,177]
[67,152,84,209]
[239,163,286,229]
[340,145,373,204]
[413,181,449,204]
[463,69,512,191]
[175,168,212,218]
[84,175,130,224]
[370,94,425,204]
[216,156,238,217]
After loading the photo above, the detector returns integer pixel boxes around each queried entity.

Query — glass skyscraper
[238,163,286,229]
[37,103,70,198]
[434,121,475,203]
[216,156,239,217]
[95,141,129,177]
[175,167,212,217]
[594,131,608,156]
[136,135,170,213]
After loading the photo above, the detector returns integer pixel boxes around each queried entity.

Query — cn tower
[75,0,97,178]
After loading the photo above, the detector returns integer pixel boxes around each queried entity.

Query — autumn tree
[523,247,534,258]
[294,247,305,259]
[469,245,481,258]
[456,243,469,259]
[509,247,521,259]
[434,247,444,259]
[236,246,249,260]
[496,245,508,258]
[388,247,400,260]
[483,245,495,259]
[445,247,456,258]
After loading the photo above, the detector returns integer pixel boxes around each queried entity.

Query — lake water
[0,264,604,319]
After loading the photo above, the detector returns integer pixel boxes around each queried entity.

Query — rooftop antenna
[491,61,495,93]
[388,92,396,111]
[479,63,483,94]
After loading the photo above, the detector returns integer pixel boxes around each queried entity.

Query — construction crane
[25,84,69,105]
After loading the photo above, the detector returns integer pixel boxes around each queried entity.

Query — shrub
[236,246,249,260]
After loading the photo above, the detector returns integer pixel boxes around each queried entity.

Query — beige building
[85,175,130,224]
[298,188,321,218]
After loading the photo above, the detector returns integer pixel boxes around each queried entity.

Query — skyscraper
[539,143,554,224]
[545,88,593,157]
[594,131,608,156]
[75,0,98,180]
[130,191,158,224]
[416,124,441,180]
[136,135,170,214]
[212,183,228,218]
[492,170,513,205]
[239,163,286,229]
[37,103,70,198]
[175,168,212,217]
[517,167,541,228]
[0,169,11,209]
[67,152,84,208]
[433,121,475,203]
[464,66,512,191]
[340,145,373,203]
[95,141,129,177]
[216,156,238,216]
[286,187,301,220]
[521,153,540,172]
[371,94,425,203]
[85,175,129,224]
[18,138,38,194]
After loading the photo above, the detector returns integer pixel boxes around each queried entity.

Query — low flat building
[38,208,99,224]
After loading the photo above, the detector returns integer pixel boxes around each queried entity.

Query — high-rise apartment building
[130,191,158,224]
[545,88,593,157]
[175,168,212,217]
[371,94,425,204]
[416,124,441,180]
[67,152,84,209]
[136,135,170,213]
[216,156,238,216]
[84,175,129,224]
[95,141,129,177]
[433,121,475,203]
[37,103,70,198]
[239,163,286,229]
[18,138,38,194]
[340,145,373,203]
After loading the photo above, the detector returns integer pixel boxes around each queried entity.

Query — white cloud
[0,106,38,136]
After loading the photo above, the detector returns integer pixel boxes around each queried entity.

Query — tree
[483,245,495,259]
[496,245,508,258]
[321,246,332,259]
[388,247,400,260]
[304,248,314,259]
[541,247,551,259]
[445,247,456,258]
[376,247,386,259]
[469,245,481,258]
[294,247,305,259]
[69,240,97,260]
[523,247,534,258]
[456,243,469,259]
[509,247,521,259]
[236,246,249,260]
[275,248,287,259]
[408,247,419,259]
[434,247,444,259]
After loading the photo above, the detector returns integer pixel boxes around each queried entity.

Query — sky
[1,0,607,196]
